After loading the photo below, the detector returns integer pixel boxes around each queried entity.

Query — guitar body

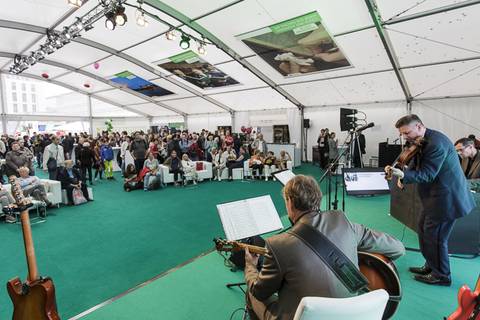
[447,275,480,320]
[358,252,402,320]
[7,276,60,320]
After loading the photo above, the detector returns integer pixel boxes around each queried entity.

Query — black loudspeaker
[340,108,357,131]
[303,119,310,128]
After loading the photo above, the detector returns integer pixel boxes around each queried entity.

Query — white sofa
[4,179,62,207]
[160,161,213,184]
[243,160,293,179]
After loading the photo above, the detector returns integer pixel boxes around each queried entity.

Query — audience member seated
[0,182,16,223]
[163,150,184,186]
[124,164,142,192]
[211,147,226,181]
[57,160,91,205]
[226,146,249,181]
[277,150,292,170]
[5,141,30,177]
[181,153,198,185]
[263,151,277,181]
[143,153,163,191]
[455,137,480,179]
[18,167,52,209]
[249,150,265,179]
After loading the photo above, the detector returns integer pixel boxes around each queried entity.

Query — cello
[6,175,60,320]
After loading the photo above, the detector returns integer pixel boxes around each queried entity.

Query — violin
[386,137,424,189]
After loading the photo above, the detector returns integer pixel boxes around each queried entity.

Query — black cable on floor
[229,307,246,320]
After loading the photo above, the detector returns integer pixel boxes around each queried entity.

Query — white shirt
[120,141,129,158]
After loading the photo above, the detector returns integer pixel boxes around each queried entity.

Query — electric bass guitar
[447,275,480,320]
[214,238,402,320]
[6,175,60,320]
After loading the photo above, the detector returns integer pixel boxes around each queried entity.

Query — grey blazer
[461,151,480,179]
[245,210,405,320]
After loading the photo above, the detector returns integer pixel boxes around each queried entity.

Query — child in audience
[181,153,198,185]
[100,140,114,180]
[249,150,265,179]
[124,164,141,192]
[263,151,277,181]
[278,150,292,170]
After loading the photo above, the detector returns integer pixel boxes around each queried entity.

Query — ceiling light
[137,11,148,27]
[165,28,176,40]
[26,54,37,65]
[105,11,116,30]
[179,34,190,49]
[67,0,83,7]
[197,42,206,55]
[115,6,127,26]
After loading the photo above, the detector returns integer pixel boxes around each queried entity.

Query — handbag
[72,188,87,205]
[47,146,58,171]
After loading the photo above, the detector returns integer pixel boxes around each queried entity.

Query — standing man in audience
[385,114,475,286]
[63,132,75,160]
[130,132,148,173]
[455,138,480,179]
[244,175,404,320]
[43,135,65,180]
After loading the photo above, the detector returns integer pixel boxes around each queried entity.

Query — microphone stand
[319,133,352,212]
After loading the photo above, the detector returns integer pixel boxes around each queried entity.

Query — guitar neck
[236,242,269,256]
[20,209,39,282]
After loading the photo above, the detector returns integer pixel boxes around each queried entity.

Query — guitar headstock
[8,175,31,210]
[213,238,242,253]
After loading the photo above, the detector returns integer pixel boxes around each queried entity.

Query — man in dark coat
[386,114,475,286]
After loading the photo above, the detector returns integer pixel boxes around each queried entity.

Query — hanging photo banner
[109,71,173,97]
[154,51,240,89]
[237,11,351,77]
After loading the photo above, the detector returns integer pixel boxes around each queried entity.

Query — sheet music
[217,195,283,240]
[273,170,296,186]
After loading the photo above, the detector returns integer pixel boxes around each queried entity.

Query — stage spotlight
[44,43,56,54]
[105,11,116,30]
[26,54,37,65]
[136,11,148,27]
[165,28,176,40]
[115,5,127,26]
[179,34,190,49]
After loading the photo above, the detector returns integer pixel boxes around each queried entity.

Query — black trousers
[227,161,243,178]
[81,165,93,184]
[418,212,456,279]
[250,164,263,176]
[65,184,89,204]
[170,168,184,182]
[134,158,145,173]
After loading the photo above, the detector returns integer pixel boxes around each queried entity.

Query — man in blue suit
[386,114,475,286]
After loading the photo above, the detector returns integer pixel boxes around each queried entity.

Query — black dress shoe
[409,265,432,275]
[414,273,451,286]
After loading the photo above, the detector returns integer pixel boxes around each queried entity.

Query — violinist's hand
[385,166,405,179]
[245,248,259,267]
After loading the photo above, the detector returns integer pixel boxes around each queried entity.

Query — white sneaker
[218,177,222,181]
[193,180,197,185]
[265,177,268,181]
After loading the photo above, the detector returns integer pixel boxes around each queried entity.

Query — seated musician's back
[244,175,405,320]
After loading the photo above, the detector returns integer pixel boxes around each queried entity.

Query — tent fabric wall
[304,102,408,162]
[186,114,232,133]
[92,118,149,134]
[412,97,480,142]
[286,108,302,148]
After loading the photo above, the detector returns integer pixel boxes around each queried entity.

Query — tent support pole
[88,95,93,136]
[0,74,7,134]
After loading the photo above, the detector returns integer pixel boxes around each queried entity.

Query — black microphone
[355,122,374,133]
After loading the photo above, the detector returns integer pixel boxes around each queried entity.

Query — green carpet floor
[1,164,478,319]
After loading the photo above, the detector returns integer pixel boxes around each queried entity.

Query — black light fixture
[105,11,116,30]
[115,5,127,26]
[179,34,190,49]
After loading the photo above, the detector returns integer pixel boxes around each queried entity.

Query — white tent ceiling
[1,0,479,118]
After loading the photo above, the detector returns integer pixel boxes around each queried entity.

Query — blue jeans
[144,172,163,190]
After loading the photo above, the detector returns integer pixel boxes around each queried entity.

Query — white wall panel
[92,117,148,134]
[186,113,231,132]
